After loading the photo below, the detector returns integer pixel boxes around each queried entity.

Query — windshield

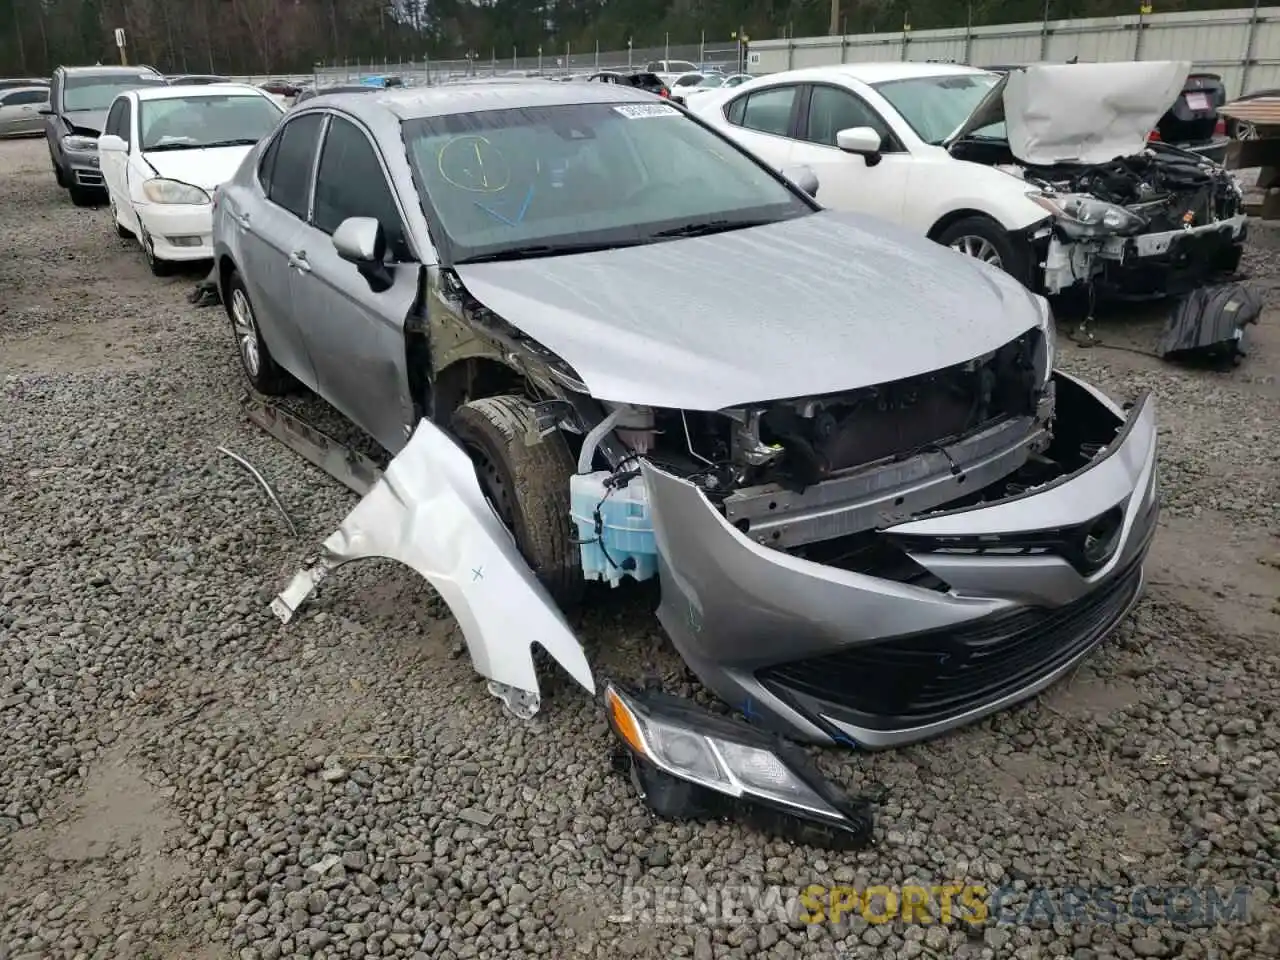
[63,73,166,111]
[872,73,1001,144]
[403,101,812,264]
[139,94,283,150]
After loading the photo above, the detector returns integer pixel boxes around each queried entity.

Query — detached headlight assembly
[142,178,211,205]
[62,134,98,153]
[1029,191,1147,238]
[605,683,875,850]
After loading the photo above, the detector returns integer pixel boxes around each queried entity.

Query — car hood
[142,145,256,190]
[453,211,1043,411]
[63,109,107,135]
[949,61,1191,165]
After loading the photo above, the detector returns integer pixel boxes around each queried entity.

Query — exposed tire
[451,395,584,608]
[139,227,175,277]
[224,269,292,395]
[934,215,1029,286]
[69,184,101,208]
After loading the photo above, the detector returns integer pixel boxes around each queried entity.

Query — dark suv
[44,64,167,205]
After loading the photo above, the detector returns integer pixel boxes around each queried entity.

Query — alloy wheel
[229,288,262,378]
[950,235,1004,268]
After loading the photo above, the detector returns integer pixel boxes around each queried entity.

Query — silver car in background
[210,82,1157,774]
[0,85,49,137]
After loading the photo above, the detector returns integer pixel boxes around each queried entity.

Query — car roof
[59,64,161,76]
[132,82,269,101]
[316,80,655,121]
[756,62,991,85]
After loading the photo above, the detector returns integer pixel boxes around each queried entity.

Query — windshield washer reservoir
[570,471,658,586]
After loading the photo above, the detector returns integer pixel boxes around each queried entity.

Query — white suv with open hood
[689,60,1247,298]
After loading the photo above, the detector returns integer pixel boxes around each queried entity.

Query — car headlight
[1028,191,1147,238]
[62,134,98,153]
[605,683,875,849]
[142,178,211,205]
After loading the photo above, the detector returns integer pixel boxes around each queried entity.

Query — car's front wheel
[935,215,1029,285]
[224,269,291,395]
[451,395,584,608]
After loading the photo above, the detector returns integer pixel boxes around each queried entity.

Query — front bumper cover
[641,371,1159,749]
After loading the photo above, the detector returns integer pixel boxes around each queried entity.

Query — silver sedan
[211,81,1157,763]
[0,85,49,138]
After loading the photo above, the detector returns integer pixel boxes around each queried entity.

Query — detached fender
[271,417,594,716]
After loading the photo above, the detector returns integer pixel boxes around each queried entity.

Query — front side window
[104,98,125,137]
[871,73,1001,145]
[138,94,283,151]
[735,86,798,137]
[403,100,812,264]
[266,112,324,220]
[674,74,703,88]
[312,116,410,260]
[61,73,166,112]
[804,85,890,147]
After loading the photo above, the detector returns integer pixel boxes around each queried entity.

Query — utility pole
[830,0,840,36]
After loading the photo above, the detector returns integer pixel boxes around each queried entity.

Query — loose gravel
[1,136,1278,960]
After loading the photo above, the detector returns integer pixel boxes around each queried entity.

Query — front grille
[74,171,103,186]
[758,553,1144,732]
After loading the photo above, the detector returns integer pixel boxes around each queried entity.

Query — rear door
[236,112,325,388]
[288,112,419,453]
[719,83,804,169]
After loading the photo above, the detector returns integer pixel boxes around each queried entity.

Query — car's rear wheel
[225,269,291,395]
[450,395,584,608]
[935,215,1029,285]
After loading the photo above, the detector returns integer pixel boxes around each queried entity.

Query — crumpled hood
[453,211,1044,411]
[142,145,256,191]
[63,109,107,135]
[1003,61,1190,165]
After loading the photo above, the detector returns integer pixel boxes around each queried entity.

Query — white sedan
[98,83,283,275]
[688,61,1246,295]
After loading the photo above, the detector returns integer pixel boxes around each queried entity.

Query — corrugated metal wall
[749,7,1280,97]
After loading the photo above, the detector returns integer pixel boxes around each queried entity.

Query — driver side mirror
[333,216,393,292]
[97,133,127,153]
[836,126,884,167]
[780,163,820,199]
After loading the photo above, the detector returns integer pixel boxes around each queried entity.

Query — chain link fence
[229,42,744,88]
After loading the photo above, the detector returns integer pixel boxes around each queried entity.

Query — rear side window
[732,86,797,137]
[266,113,323,220]
[3,89,46,106]
[312,116,409,260]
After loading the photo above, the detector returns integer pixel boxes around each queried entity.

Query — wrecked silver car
[212,82,1158,764]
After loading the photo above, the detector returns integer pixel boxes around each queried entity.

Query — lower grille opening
[757,553,1144,732]
[788,532,949,592]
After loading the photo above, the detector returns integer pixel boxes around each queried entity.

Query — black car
[584,70,670,98]
[43,64,167,206]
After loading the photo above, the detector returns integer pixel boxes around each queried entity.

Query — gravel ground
[1,135,1278,960]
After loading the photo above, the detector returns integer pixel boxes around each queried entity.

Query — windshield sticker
[613,103,679,119]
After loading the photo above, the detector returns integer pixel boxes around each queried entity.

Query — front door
[288,113,418,454]
[785,83,914,227]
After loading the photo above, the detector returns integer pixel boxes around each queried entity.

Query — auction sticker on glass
[613,103,679,119]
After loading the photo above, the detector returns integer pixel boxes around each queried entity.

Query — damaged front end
[1025,148,1247,297]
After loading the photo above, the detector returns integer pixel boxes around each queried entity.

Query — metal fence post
[1133,8,1146,61]
[1242,0,1262,97]
[1039,0,1051,61]
[964,3,974,65]
[786,26,794,70]
[901,19,910,62]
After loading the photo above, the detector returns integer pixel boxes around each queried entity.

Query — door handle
[234,211,251,229]
[288,250,311,274]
